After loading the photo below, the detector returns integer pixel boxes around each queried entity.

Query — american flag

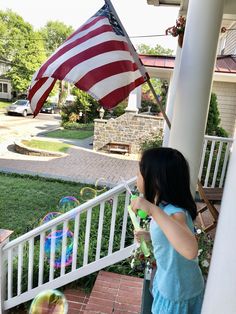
[28,2,149,116]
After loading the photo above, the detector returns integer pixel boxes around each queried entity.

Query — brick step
[64,286,90,314]
[83,270,144,314]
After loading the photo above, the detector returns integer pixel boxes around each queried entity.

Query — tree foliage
[0,10,46,94]
[206,93,228,137]
[39,21,74,57]
[137,43,173,56]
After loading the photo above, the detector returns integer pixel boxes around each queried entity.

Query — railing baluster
[27,238,34,291]
[204,140,216,187]
[96,201,105,261]
[49,226,56,281]
[108,195,118,255]
[7,249,13,299]
[83,208,92,266]
[198,138,208,180]
[72,213,80,271]
[120,191,130,249]
[17,243,23,296]
[219,142,231,188]
[212,141,223,187]
[60,221,68,276]
[38,232,45,286]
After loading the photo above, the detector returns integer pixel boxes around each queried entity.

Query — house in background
[0,58,12,100]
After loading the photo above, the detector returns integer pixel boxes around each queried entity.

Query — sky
[1,0,180,53]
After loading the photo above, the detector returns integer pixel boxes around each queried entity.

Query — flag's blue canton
[95,4,125,36]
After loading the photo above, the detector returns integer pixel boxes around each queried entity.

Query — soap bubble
[44,229,74,268]
[80,187,97,201]
[29,289,68,314]
[95,178,107,193]
[40,212,62,225]
[59,196,79,210]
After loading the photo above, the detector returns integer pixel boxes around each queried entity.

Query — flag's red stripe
[28,77,50,101]
[99,76,146,109]
[32,79,56,117]
[37,22,113,79]
[52,40,130,80]
[75,60,139,91]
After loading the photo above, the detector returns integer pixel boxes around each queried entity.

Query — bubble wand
[121,179,150,257]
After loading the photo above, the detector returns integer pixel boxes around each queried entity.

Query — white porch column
[168,0,225,191]
[201,132,236,313]
[125,86,141,113]
[163,46,182,146]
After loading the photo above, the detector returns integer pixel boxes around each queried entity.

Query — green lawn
[21,139,71,153]
[0,100,11,109]
[0,173,93,238]
[44,129,93,140]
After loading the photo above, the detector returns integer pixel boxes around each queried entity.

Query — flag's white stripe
[43,32,128,78]
[57,17,110,52]
[65,50,133,83]
[89,70,142,99]
[30,77,55,111]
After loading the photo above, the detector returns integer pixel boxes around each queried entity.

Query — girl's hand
[134,229,151,243]
[130,196,153,216]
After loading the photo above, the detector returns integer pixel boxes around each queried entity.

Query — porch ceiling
[147,0,236,17]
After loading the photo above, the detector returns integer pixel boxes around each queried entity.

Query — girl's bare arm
[131,197,198,260]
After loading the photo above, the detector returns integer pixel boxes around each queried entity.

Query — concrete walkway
[0,135,139,187]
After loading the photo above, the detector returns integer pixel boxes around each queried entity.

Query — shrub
[139,130,163,152]
[206,93,228,137]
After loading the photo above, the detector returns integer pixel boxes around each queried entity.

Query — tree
[137,43,173,56]
[0,10,46,94]
[206,93,228,137]
[39,21,74,57]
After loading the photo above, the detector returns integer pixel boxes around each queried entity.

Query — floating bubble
[40,212,62,225]
[44,229,74,269]
[59,196,79,210]
[80,187,97,201]
[29,289,68,314]
[95,177,107,193]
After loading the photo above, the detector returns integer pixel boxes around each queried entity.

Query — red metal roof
[139,54,236,74]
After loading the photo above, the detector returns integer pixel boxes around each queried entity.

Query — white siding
[212,81,236,136]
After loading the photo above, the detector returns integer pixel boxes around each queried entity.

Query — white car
[7,99,33,117]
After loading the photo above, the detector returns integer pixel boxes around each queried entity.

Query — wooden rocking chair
[196,180,222,233]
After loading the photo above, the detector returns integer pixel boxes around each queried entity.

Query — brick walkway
[0,139,139,187]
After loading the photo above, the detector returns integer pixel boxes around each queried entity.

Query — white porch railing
[0,178,137,311]
[199,135,233,188]
[0,135,233,312]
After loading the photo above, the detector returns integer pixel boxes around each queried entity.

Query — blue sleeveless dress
[150,204,205,314]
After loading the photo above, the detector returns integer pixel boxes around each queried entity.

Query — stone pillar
[162,46,182,146]
[168,0,225,192]
[125,86,141,113]
[201,131,236,313]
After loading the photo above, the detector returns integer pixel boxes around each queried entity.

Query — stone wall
[93,112,164,154]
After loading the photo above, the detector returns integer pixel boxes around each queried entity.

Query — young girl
[131,147,204,314]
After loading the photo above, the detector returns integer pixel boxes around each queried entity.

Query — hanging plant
[166,16,186,48]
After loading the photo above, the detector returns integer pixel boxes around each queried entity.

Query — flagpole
[104,0,171,129]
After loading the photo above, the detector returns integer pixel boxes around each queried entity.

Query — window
[0,83,8,93]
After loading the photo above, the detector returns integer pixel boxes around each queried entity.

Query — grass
[0,100,11,109]
[0,172,97,239]
[21,139,71,153]
[44,129,93,140]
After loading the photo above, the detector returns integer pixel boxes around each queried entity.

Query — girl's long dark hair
[140,147,197,220]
